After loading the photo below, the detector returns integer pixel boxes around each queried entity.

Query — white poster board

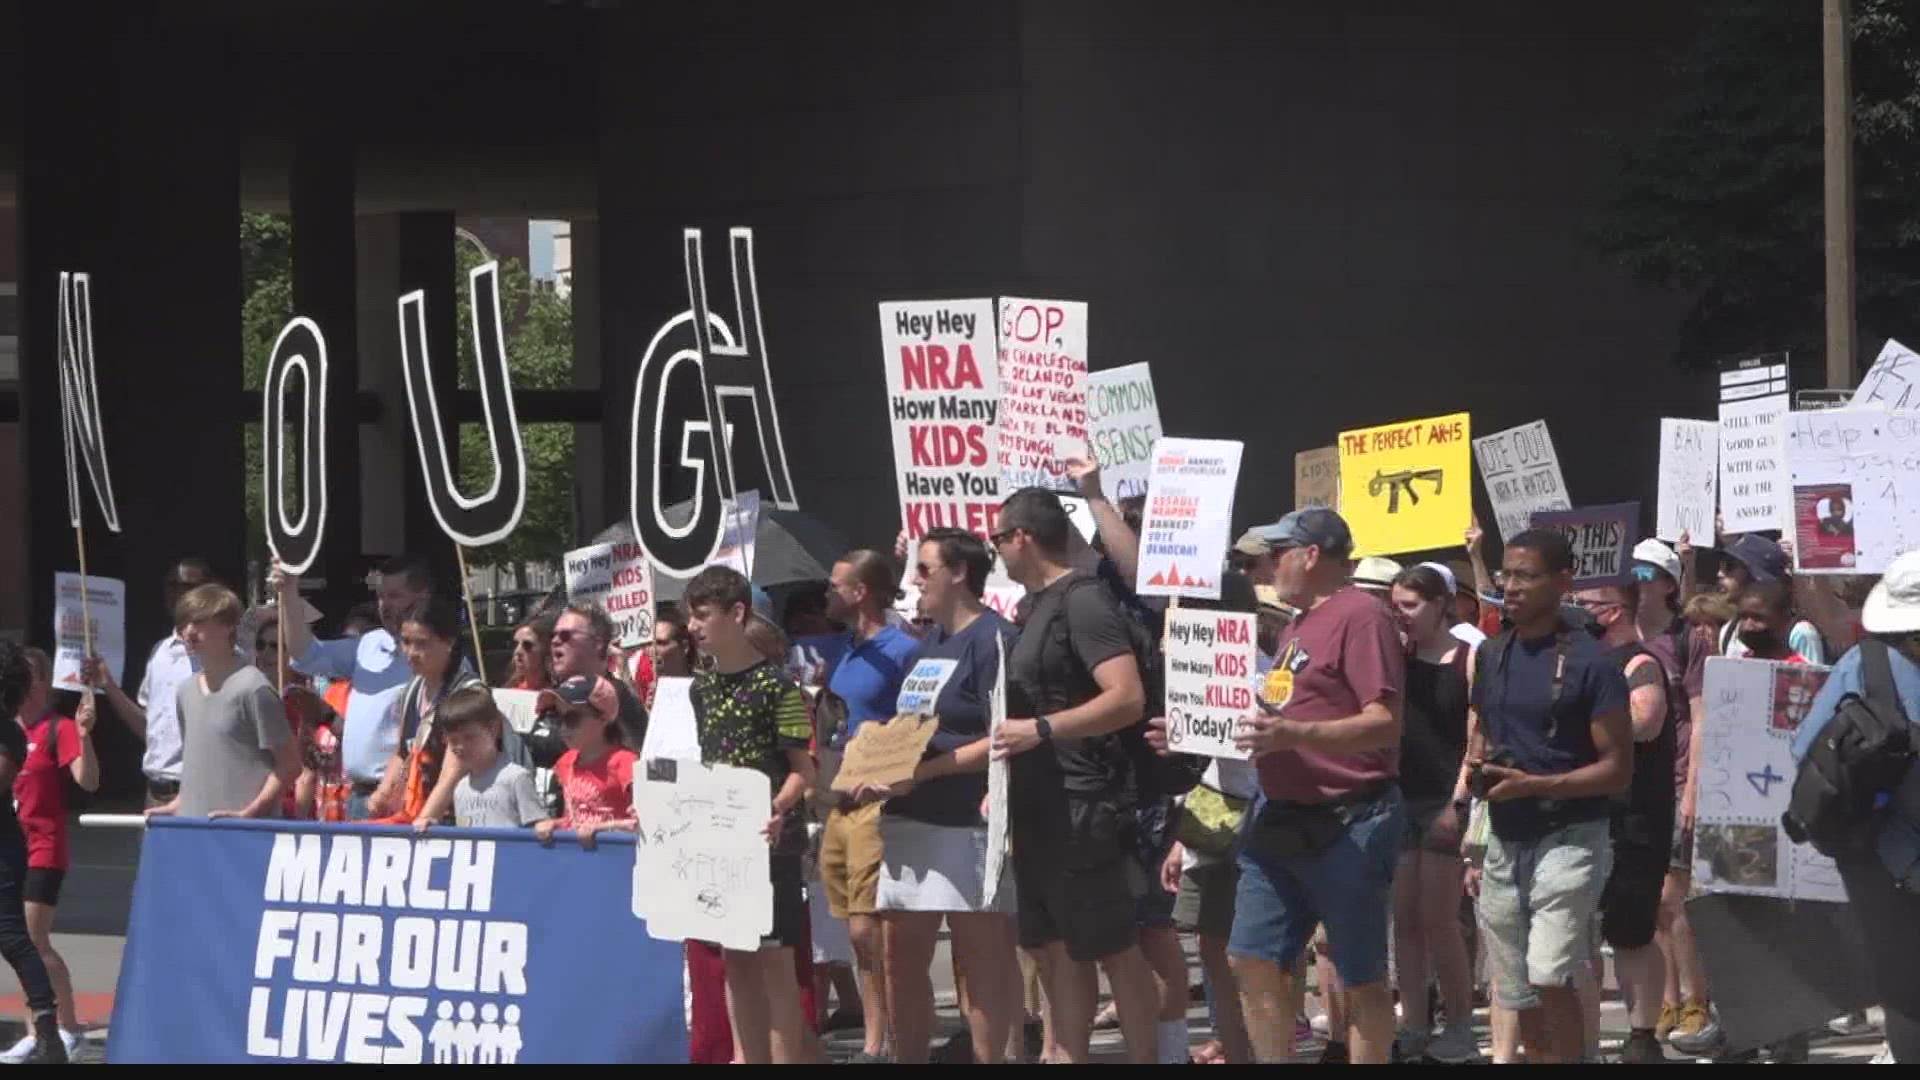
[639,677,699,762]
[1693,658,1845,904]
[996,297,1088,494]
[982,633,1011,909]
[632,760,775,950]
[1162,609,1257,760]
[1719,379,1789,534]
[1656,419,1719,543]
[52,572,125,693]
[1782,408,1920,575]
[716,490,760,577]
[1085,363,1160,501]
[564,541,656,649]
[1135,438,1244,600]
[878,300,1003,540]
[1471,420,1572,542]
[1853,338,1918,411]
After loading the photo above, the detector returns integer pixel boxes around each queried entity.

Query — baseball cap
[1725,533,1789,584]
[537,674,619,725]
[1353,556,1402,590]
[1631,538,1682,586]
[1232,529,1273,558]
[1863,551,1920,635]
[1255,508,1355,559]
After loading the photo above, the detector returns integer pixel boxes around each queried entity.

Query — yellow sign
[1337,412,1472,557]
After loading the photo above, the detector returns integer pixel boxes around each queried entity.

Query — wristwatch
[1035,716,1054,743]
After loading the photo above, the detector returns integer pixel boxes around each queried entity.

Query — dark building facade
[4,0,1702,796]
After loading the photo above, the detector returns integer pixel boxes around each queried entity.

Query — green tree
[1593,0,1920,374]
[239,214,577,585]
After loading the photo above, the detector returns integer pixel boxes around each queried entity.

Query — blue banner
[107,818,687,1064]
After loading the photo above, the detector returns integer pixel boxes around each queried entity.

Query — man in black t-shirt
[989,488,1161,1065]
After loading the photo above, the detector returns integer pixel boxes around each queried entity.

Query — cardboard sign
[1162,610,1257,759]
[1852,338,1918,411]
[1338,412,1473,557]
[996,297,1088,493]
[1783,408,1920,574]
[52,572,125,692]
[1656,419,1718,543]
[1694,658,1844,903]
[1528,502,1638,587]
[1136,437,1244,600]
[632,760,774,951]
[564,541,655,649]
[831,715,940,794]
[1293,447,1339,511]
[1471,420,1571,542]
[1718,355,1789,533]
[1085,363,1161,501]
[878,299,1003,540]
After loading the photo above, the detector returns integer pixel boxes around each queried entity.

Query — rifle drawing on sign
[1369,468,1444,513]
[399,261,528,682]
[56,272,121,662]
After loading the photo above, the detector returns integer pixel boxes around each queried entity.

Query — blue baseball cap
[1255,508,1355,559]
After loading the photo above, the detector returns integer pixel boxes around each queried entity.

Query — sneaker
[1425,1023,1485,1065]
[0,1033,35,1065]
[1392,1028,1430,1063]
[1668,1001,1723,1055]
[24,1015,67,1065]
[1619,1030,1665,1064]
[1318,1040,1349,1065]
[1871,1044,1894,1064]
[1654,1002,1680,1042]
[1309,1011,1331,1037]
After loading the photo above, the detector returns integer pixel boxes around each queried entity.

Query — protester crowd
[5,448,1920,1065]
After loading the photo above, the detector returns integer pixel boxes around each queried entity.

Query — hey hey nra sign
[107,819,686,1064]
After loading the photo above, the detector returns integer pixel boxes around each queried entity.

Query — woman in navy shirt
[850,528,1020,1064]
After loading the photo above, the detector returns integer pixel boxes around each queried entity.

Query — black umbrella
[590,498,850,603]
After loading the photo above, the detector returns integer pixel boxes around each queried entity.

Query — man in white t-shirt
[82,559,214,807]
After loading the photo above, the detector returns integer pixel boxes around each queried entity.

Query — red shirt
[15,712,82,871]
[556,747,637,828]
[1256,587,1406,803]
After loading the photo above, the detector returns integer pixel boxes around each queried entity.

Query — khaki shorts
[821,802,885,918]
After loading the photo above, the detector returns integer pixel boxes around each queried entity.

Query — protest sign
[638,678,698,763]
[895,658,960,716]
[878,300,1002,540]
[52,572,124,692]
[996,297,1088,493]
[983,633,1010,909]
[1783,408,1920,574]
[1528,503,1638,588]
[1338,412,1472,557]
[1853,338,1918,411]
[107,819,686,1063]
[261,317,331,575]
[1162,609,1257,760]
[632,760,774,953]
[57,272,121,534]
[1656,419,1718,543]
[831,716,940,794]
[563,541,655,649]
[1718,354,1789,533]
[399,262,526,547]
[1085,363,1160,500]
[1693,658,1845,904]
[1136,438,1244,600]
[1294,447,1339,511]
[1471,420,1570,542]
[716,490,760,577]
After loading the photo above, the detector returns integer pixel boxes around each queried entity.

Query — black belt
[146,778,180,798]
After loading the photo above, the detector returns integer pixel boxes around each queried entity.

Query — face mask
[1738,627,1782,654]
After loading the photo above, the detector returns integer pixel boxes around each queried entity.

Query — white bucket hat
[1631,538,1682,585]
[1862,551,1920,635]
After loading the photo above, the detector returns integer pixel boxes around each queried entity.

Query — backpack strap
[1860,639,1903,719]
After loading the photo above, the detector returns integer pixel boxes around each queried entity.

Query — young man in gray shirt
[433,689,544,830]
[146,585,300,820]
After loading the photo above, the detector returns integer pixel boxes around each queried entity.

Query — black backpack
[1782,640,1914,859]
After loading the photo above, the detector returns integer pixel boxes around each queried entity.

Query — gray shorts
[1478,817,1612,1011]
[1172,855,1238,939]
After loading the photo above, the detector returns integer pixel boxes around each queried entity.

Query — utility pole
[1823,0,1857,389]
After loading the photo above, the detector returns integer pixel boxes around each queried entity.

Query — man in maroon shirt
[1228,508,1406,1064]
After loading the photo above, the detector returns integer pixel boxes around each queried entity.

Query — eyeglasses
[989,529,1020,549]
[513,638,539,652]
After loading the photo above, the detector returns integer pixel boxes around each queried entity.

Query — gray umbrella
[590,498,851,603]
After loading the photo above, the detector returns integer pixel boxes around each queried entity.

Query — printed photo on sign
[1792,483,1856,571]
[878,299,1003,541]
[896,659,959,716]
[996,297,1088,494]
[1338,412,1472,557]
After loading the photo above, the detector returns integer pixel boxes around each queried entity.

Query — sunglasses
[551,628,592,646]
[1630,564,1662,583]
[513,638,539,652]
[988,529,1019,548]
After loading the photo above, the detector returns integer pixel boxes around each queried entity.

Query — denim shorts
[1227,786,1404,987]
[1478,817,1612,1011]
